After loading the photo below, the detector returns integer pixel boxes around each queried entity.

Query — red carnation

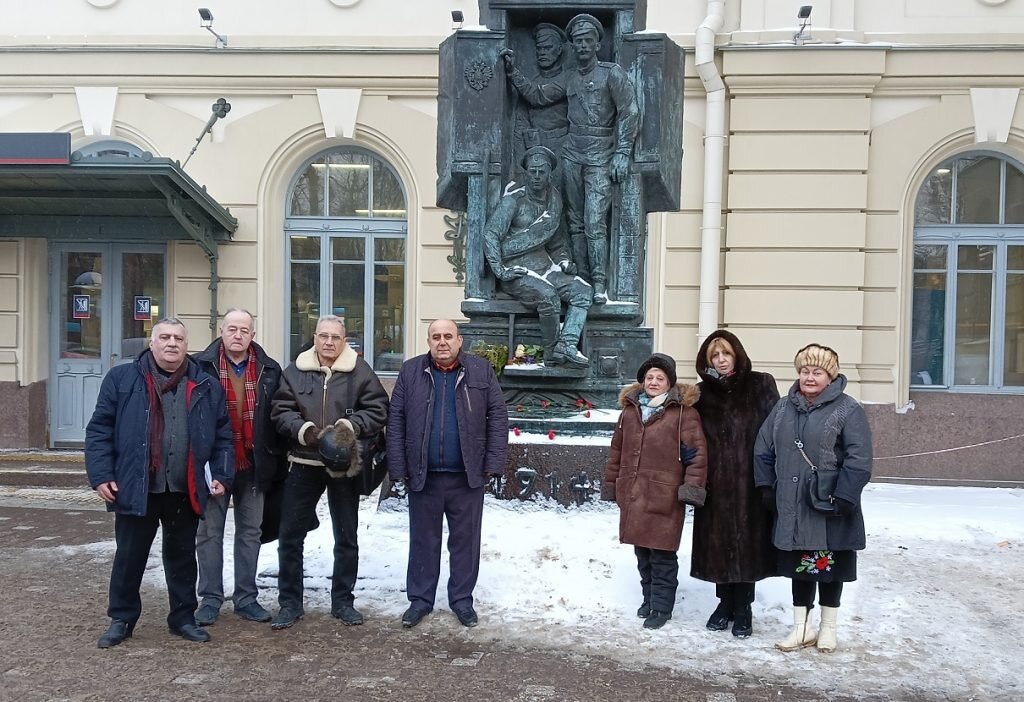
[513,426,521,436]
[547,430,555,440]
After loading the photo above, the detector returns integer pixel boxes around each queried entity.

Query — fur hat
[318,420,362,479]
[566,13,604,41]
[636,353,677,387]
[794,344,839,380]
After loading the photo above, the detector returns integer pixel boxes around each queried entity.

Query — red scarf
[142,351,189,473]
[219,347,257,471]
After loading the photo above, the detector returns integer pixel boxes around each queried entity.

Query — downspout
[696,0,726,344]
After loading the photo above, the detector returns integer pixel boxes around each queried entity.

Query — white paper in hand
[204,462,214,494]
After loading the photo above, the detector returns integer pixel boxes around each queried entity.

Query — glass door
[49,243,165,446]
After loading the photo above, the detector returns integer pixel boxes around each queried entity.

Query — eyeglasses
[316,333,344,343]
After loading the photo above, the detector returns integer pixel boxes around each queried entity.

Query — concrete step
[0,451,87,489]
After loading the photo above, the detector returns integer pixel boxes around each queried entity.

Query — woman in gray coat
[753,344,872,654]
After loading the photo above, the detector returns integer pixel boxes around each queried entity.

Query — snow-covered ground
[156,483,1022,700]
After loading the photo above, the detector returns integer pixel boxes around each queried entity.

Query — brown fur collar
[618,382,700,409]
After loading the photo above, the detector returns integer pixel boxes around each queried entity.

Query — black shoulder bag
[794,437,839,515]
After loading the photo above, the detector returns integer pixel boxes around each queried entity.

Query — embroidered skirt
[777,549,857,583]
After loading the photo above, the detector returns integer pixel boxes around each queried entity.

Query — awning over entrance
[0,151,237,254]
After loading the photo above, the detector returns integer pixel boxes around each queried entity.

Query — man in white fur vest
[269,314,389,630]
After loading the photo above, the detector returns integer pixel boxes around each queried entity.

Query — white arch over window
[283,146,408,371]
[911,151,1024,391]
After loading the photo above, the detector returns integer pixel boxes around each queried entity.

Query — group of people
[603,332,873,654]
[85,310,871,655]
[86,311,506,648]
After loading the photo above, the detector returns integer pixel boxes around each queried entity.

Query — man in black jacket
[193,309,285,626]
[387,319,509,629]
[270,314,389,629]
[86,317,234,648]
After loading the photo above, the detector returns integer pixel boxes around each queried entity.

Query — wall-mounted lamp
[451,9,464,31]
[198,8,228,48]
[182,97,232,167]
[794,5,812,45]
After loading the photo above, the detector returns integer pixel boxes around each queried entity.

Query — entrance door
[49,243,166,446]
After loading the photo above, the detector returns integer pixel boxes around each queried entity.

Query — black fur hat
[636,353,677,386]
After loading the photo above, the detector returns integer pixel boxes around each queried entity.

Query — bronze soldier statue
[501,13,639,304]
[483,146,591,368]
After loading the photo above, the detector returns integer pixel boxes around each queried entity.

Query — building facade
[1,0,1022,485]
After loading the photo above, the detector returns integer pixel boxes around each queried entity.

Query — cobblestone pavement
[0,497,905,702]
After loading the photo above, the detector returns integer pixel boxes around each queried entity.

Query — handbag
[794,438,839,515]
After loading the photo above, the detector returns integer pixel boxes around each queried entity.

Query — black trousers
[715,582,756,613]
[107,491,200,630]
[793,580,844,608]
[277,464,359,611]
[635,546,679,613]
[407,471,485,611]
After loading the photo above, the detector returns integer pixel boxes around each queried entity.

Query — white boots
[816,605,838,653]
[775,606,818,651]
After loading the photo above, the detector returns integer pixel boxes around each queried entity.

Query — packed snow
[137,483,1022,700]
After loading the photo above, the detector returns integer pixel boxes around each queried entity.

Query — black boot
[705,600,732,631]
[637,601,651,619]
[97,619,134,649]
[643,610,672,630]
[732,603,753,638]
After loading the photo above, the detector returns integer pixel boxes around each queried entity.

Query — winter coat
[602,383,708,552]
[271,344,389,477]
[194,339,287,493]
[690,330,779,584]
[753,374,873,552]
[85,352,235,518]
[387,351,509,492]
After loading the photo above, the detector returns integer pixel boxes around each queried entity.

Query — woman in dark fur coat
[690,330,779,637]
[602,353,708,631]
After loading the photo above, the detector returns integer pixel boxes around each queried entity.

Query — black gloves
[302,425,321,448]
[759,487,776,514]
[680,443,698,466]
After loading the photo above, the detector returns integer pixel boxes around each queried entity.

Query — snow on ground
[139,483,1022,700]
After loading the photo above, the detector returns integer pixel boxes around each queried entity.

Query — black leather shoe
[637,602,651,619]
[705,601,733,631]
[271,606,304,630]
[331,604,364,626]
[401,605,431,629]
[453,606,478,628]
[732,604,753,638]
[643,610,672,630]
[97,619,134,649]
[170,623,211,642]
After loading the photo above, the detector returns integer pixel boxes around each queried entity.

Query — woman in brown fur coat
[690,330,779,638]
[602,353,708,630]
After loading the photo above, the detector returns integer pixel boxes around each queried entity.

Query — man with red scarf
[86,317,234,648]
[193,308,285,626]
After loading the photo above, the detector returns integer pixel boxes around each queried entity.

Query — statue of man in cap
[483,145,592,368]
[512,23,569,165]
[500,13,639,305]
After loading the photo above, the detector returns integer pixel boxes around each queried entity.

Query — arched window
[284,147,407,370]
[911,152,1024,390]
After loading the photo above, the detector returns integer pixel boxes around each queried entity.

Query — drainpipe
[696,0,726,345]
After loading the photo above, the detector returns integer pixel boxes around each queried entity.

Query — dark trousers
[793,580,844,608]
[715,582,756,613]
[107,491,200,630]
[277,464,359,611]
[407,471,485,611]
[635,546,679,613]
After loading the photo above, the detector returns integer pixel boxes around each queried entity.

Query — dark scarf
[219,346,257,471]
[142,351,189,473]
